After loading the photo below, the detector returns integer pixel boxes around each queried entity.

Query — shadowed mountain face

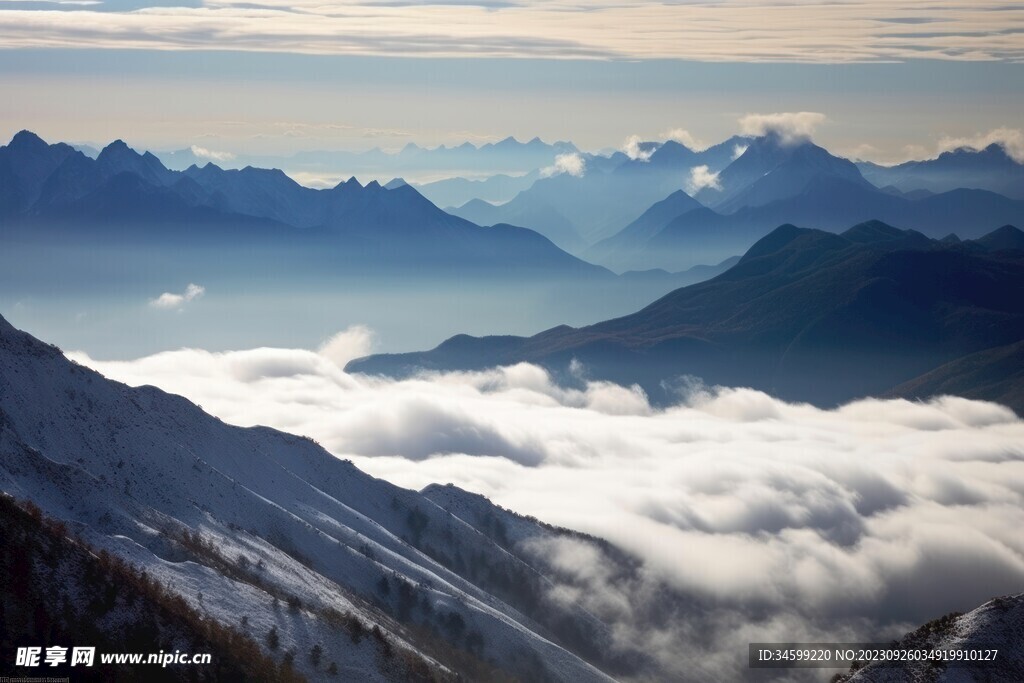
[858,143,1024,200]
[0,131,609,278]
[349,222,1024,412]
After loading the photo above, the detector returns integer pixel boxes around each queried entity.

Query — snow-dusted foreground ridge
[838,593,1024,682]
[0,313,634,682]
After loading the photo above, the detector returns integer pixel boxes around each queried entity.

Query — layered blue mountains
[3,128,1023,411]
[350,222,1024,413]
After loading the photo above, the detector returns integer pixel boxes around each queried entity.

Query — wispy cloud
[662,128,706,152]
[68,345,1024,680]
[739,111,826,145]
[148,283,204,309]
[622,135,654,161]
[540,151,585,178]
[4,1,1022,62]
[189,144,235,162]
[685,164,720,193]
[318,324,375,366]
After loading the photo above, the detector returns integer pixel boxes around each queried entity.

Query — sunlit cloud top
[1,0,1024,62]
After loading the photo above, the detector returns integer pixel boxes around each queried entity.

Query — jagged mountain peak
[7,129,48,150]
[97,138,133,156]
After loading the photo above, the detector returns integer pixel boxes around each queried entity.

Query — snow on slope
[0,314,619,683]
[838,593,1024,682]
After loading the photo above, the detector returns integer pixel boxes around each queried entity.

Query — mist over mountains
[858,144,1024,201]
[144,136,579,182]
[351,221,1024,413]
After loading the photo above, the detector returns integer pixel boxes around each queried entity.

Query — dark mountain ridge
[0,131,609,277]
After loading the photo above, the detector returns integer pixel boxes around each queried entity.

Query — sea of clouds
[69,328,1024,679]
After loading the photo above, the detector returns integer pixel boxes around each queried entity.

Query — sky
[1,1,1023,163]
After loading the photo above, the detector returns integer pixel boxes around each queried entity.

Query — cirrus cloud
[1,2,1024,63]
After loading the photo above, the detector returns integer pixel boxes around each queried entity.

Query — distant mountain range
[7,129,1024,278]
[349,221,1024,413]
[587,136,1024,271]
[858,143,1024,200]
[153,136,579,177]
[0,131,607,277]
[414,170,539,208]
[448,137,750,250]
[437,133,1024,273]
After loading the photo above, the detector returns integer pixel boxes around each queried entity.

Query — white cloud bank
[1,2,1023,62]
[148,283,205,309]
[739,111,826,145]
[68,338,1024,677]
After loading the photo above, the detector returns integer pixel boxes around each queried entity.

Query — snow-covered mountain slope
[836,593,1024,682]
[0,491,303,682]
[0,314,628,682]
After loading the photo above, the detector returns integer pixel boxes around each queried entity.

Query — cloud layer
[2,1,1024,62]
[69,337,1024,677]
